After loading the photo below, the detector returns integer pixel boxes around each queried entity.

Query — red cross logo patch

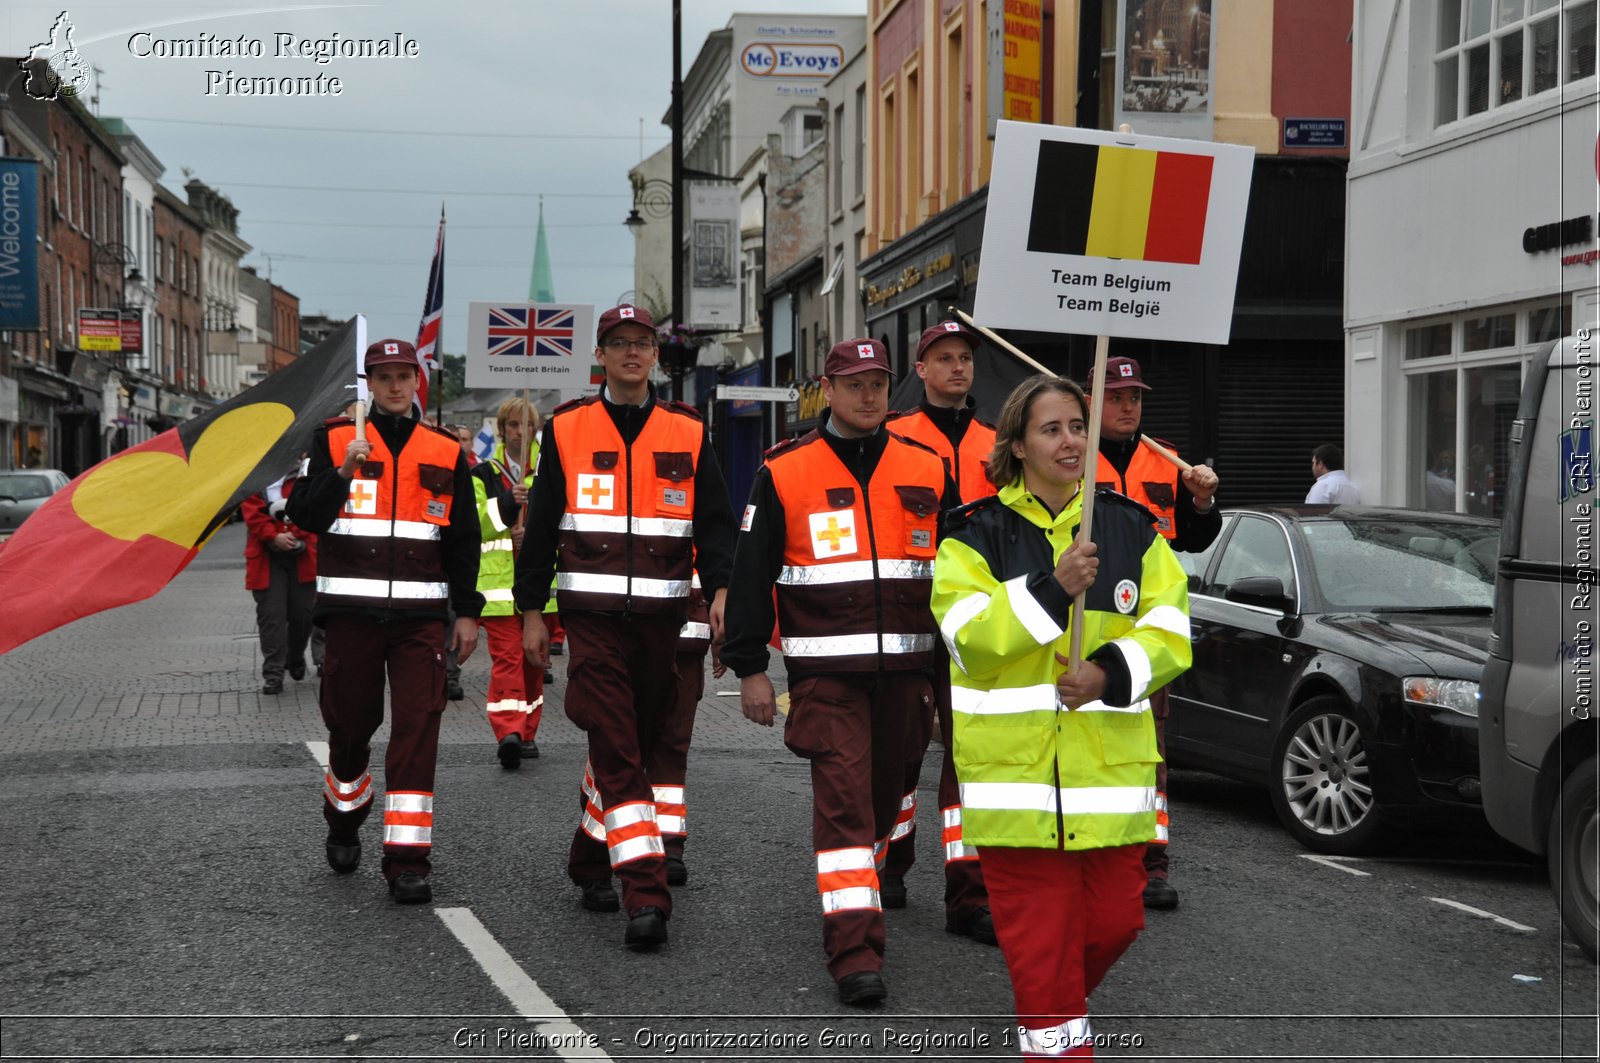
[943,322,960,332]
[620,307,635,319]
[384,342,399,354]
[1118,363,1134,378]
[1113,578,1139,614]
[856,343,875,359]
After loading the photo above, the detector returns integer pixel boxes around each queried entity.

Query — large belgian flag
[0,320,360,654]
[1027,140,1214,265]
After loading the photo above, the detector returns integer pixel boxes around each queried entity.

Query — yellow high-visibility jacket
[931,478,1191,851]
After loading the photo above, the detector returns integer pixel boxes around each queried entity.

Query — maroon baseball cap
[824,338,895,378]
[915,320,980,361]
[1097,356,1152,391]
[364,338,420,370]
[596,304,657,344]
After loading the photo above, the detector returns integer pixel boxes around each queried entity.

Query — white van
[1479,331,1599,960]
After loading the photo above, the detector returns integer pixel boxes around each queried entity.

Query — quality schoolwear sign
[975,122,1254,344]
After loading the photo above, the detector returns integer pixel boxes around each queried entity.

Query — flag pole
[354,399,366,443]
[513,385,532,533]
[435,204,445,426]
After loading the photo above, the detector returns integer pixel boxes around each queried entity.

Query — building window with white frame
[1435,0,1597,127]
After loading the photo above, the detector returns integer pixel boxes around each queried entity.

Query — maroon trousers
[884,664,988,919]
[318,615,447,881]
[984,844,1146,1059]
[482,614,545,743]
[1144,687,1170,879]
[785,671,933,980]
[643,648,706,858]
[563,611,681,917]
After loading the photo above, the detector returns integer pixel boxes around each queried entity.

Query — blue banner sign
[1283,118,1347,149]
[0,158,40,330]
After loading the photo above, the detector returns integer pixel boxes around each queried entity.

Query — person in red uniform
[1090,355,1220,910]
[722,338,959,1007]
[286,339,483,906]
[881,320,999,945]
[242,462,319,695]
[514,304,736,951]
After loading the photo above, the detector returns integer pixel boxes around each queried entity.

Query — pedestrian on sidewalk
[932,374,1191,1058]
[242,459,318,696]
[471,398,545,770]
[881,320,999,944]
[721,337,958,1007]
[514,304,736,952]
[286,339,482,906]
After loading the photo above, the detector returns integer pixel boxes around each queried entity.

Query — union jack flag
[485,306,576,359]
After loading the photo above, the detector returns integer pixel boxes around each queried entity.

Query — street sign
[1284,118,1347,148]
[717,384,799,402]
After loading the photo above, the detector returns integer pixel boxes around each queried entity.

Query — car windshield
[0,474,53,500]
[1302,518,1498,611]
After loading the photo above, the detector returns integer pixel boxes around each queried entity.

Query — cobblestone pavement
[0,522,789,756]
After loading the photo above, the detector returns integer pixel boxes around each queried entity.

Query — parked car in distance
[0,469,69,538]
[1166,505,1500,855]
[1479,333,1599,960]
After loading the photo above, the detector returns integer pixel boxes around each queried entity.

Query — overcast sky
[2,0,865,347]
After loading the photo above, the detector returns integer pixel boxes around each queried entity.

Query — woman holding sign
[930,375,1190,1059]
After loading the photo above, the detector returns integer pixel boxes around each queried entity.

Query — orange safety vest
[550,396,703,616]
[1097,439,1180,540]
[767,432,945,675]
[317,419,462,611]
[887,407,997,505]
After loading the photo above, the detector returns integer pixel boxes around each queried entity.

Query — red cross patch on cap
[1118,363,1133,377]
[384,342,399,354]
[943,322,960,332]
[620,307,635,319]
[857,343,875,358]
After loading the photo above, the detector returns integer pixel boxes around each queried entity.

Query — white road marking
[1428,897,1537,932]
[305,740,330,769]
[436,907,614,1060]
[1299,853,1372,877]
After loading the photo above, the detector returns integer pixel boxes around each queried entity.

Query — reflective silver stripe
[889,791,916,841]
[950,683,1056,717]
[889,819,914,842]
[942,806,976,862]
[691,572,702,589]
[1156,793,1168,811]
[821,886,881,913]
[816,847,874,873]
[959,782,1156,816]
[327,518,440,541]
[581,810,606,842]
[316,576,449,600]
[384,824,432,846]
[322,770,372,812]
[777,558,932,585]
[1018,1017,1093,1056]
[609,834,665,866]
[556,572,690,599]
[486,698,531,715]
[1110,638,1154,702]
[1004,573,1065,645]
[604,801,657,832]
[1138,603,1190,638]
[480,538,514,553]
[481,588,516,603]
[780,633,934,657]
[653,785,685,803]
[558,513,693,538]
[940,591,991,675]
[1153,823,1169,842]
[387,792,434,814]
[678,622,712,640]
[487,503,511,533]
[657,814,687,835]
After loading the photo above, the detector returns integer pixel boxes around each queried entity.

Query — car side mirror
[1225,575,1294,614]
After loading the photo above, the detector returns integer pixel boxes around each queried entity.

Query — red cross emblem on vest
[345,479,378,516]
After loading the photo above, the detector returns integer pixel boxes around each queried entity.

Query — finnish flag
[473,425,496,463]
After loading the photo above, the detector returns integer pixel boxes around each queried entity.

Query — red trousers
[481,615,544,743]
[318,615,447,881]
[562,611,680,917]
[984,844,1146,1059]
[1144,687,1170,878]
[642,648,706,858]
[885,663,988,920]
[785,671,932,980]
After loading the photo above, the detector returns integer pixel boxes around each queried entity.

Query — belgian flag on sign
[1027,140,1214,265]
[0,320,360,655]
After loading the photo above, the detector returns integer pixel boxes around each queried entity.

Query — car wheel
[1269,696,1384,855]
[1547,755,1598,961]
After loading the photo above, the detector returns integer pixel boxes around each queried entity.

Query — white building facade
[1347,0,1599,516]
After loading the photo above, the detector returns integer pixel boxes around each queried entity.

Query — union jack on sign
[485,306,577,358]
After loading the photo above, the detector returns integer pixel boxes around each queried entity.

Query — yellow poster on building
[1002,0,1043,123]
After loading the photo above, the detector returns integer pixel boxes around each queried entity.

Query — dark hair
[986,375,1088,488]
[1312,444,1345,471]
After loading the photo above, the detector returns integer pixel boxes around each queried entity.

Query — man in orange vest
[514,304,736,952]
[286,339,483,906]
[1091,354,1220,911]
[723,338,959,1007]
[881,320,997,945]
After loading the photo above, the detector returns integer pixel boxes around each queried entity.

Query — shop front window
[1406,321,1453,360]
[1411,370,1459,511]
[1463,363,1522,517]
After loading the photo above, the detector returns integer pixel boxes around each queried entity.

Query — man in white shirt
[1306,444,1361,504]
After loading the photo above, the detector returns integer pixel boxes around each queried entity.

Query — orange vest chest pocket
[894,484,940,558]
[653,451,696,515]
[417,463,455,525]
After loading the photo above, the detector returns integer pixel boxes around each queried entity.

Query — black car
[1166,505,1500,855]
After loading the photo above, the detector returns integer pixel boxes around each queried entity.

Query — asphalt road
[0,524,1594,1061]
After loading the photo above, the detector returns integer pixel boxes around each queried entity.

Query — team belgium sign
[975,122,1254,345]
